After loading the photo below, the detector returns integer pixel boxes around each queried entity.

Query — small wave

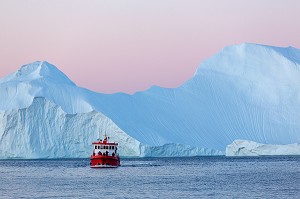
[120,162,161,167]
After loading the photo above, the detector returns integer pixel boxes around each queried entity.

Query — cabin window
[94,146,97,149]
[112,146,114,149]
[109,146,112,150]
[97,146,100,149]
[106,146,108,149]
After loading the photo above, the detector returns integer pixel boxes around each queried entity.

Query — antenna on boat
[97,130,100,141]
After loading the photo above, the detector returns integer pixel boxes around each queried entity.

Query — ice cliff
[1,43,300,158]
[0,97,141,158]
[226,140,300,156]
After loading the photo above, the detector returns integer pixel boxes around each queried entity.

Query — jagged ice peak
[3,61,75,85]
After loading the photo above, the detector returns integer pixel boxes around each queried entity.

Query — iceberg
[226,140,300,156]
[93,43,300,151]
[1,43,300,158]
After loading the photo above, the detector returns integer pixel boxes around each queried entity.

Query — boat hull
[90,164,118,168]
[90,155,120,168]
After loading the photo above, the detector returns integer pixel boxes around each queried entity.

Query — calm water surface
[0,156,300,198]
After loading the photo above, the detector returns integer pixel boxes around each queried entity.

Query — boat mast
[98,130,101,141]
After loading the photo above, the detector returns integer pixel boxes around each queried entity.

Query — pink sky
[0,0,299,93]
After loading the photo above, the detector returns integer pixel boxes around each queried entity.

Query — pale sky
[0,0,299,93]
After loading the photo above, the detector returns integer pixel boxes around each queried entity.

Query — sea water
[0,156,299,198]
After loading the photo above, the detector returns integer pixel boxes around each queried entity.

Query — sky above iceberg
[0,0,299,93]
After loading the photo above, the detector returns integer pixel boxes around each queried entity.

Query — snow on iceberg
[0,61,93,113]
[226,140,300,156]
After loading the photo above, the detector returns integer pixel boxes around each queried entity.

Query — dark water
[0,156,300,198]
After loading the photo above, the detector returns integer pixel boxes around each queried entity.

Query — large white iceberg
[92,43,300,151]
[226,140,300,156]
[1,43,300,158]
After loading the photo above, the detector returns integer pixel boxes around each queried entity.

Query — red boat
[90,133,120,168]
